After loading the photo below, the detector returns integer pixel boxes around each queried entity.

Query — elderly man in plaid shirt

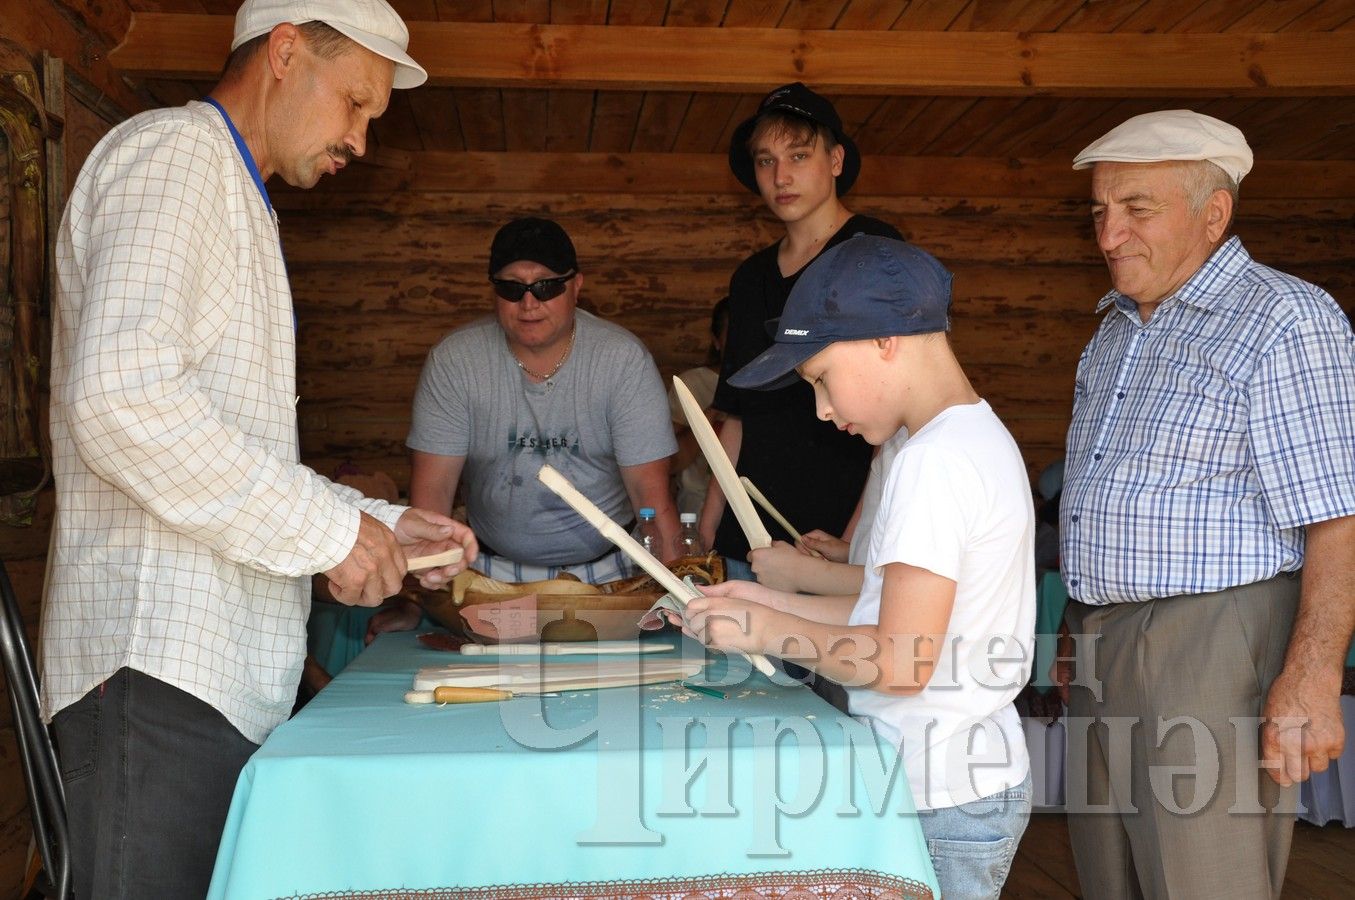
[1054,110,1355,900]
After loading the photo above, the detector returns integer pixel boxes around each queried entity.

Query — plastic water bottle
[636,507,659,556]
[678,512,704,556]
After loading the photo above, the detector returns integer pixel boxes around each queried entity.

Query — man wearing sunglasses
[393,217,679,601]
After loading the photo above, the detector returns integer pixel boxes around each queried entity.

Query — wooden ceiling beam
[273,151,1355,199]
[110,14,1355,96]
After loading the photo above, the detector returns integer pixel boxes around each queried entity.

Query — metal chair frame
[0,559,71,899]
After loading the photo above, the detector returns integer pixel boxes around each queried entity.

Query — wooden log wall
[280,173,1354,494]
[0,10,1352,894]
[0,2,139,896]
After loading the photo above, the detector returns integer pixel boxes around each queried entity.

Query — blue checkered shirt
[1061,237,1355,605]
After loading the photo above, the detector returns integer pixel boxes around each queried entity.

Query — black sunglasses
[490,271,576,302]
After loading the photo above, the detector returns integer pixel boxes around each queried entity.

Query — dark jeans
[51,668,259,899]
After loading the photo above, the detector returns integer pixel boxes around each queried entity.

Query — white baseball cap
[1073,109,1253,184]
[232,0,428,89]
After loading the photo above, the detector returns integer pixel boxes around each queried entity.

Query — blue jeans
[919,772,1032,900]
[723,556,755,582]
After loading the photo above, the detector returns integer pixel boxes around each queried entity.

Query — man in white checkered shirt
[1054,111,1355,900]
[40,2,477,896]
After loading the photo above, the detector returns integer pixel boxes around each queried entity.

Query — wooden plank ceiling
[127,0,1355,164]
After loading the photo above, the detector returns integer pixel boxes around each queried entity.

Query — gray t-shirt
[408,310,677,566]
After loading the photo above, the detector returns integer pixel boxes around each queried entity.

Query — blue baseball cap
[729,236,953,390]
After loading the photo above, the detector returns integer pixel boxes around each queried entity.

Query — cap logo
[783,328,810,336]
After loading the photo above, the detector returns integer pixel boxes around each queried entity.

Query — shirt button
[1116,391,1125,399]
[1071,514,1080,523]
[1093,453,1102,461]
[1070,579,1080,588]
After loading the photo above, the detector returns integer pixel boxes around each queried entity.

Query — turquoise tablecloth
[208,632,939,899]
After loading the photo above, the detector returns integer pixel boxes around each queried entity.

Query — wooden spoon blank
[407,546,464,571]
[672,377,772,550]
[536,464,775,678]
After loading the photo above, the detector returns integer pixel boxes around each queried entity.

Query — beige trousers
[1063,574,1301,900]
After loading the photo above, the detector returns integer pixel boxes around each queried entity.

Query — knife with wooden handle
[406,668,695,703]
[405,686,564,703]
[434,686,515,703]
[536,464,776,678]
[672,377,772,550]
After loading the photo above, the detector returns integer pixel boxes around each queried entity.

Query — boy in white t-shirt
[681,235,1035,898]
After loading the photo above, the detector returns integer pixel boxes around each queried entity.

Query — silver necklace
[513,324,576,382]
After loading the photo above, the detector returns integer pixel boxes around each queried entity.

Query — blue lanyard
[203,97,294,334]
[203,97,272,215]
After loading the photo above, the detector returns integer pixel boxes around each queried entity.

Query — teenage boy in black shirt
[700,83,901,573]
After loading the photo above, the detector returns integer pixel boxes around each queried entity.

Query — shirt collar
[1094,236,1250,317]
[202,97,272,215]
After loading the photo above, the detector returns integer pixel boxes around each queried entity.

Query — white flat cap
[233,0,428,89]
[1073,109,1253,184]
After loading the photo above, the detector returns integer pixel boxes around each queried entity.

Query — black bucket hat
[728,82,862,197]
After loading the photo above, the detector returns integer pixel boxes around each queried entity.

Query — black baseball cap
[488,217,578,277]
[728,82,862,197]
[729,236,952,390]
